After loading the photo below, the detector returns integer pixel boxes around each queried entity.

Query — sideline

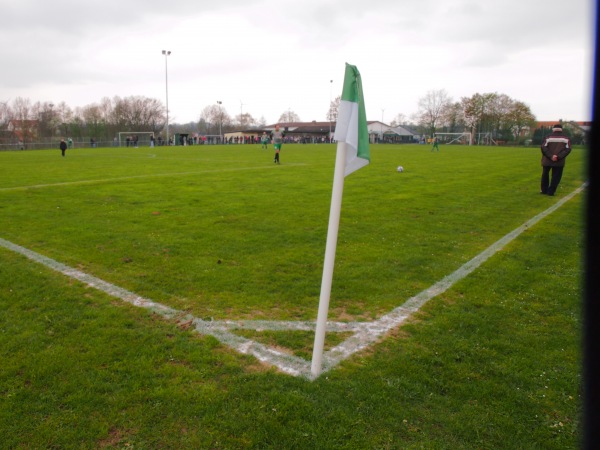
[0,184,586,379]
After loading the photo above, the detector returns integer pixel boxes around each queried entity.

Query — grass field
[0,143,584,448]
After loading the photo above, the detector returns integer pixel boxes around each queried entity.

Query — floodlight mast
[329,79,333,139]
[217,101,222,143]
[162,50,171,145]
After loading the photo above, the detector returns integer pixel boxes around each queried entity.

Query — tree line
[1,90,584,146]
[390,89,585,145]
[0,96,165,145]
[0,95,309,146]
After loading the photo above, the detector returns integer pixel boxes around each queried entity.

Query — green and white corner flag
[311,63,370,378]
[334,63,370,176]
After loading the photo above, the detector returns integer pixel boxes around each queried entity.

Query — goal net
[118,132,155,147]
[434,132,472,145]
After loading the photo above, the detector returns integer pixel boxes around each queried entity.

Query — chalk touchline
[0,184,585,380]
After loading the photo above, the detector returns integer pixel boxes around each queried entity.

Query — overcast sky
[1,0,594,125]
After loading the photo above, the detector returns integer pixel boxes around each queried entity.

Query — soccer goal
[117,132,155,148]
[434,132,472,145]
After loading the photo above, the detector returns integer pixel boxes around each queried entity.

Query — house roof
[7,119,39,131]
[256,120,418,136]
[388,125,416,137]
[537,120,591,132]
[366,121,416,137]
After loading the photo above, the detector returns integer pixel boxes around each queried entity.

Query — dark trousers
[541,166,564,195]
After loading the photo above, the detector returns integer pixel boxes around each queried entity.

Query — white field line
[0,237,311,377]
[319,184,586,372]
[0,184,585,380]
[0,164,307,192]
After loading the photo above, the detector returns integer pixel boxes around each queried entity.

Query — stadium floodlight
[240,100,245,128]
[329,79,333,139]
[162,50,171,145]
[217,101,222,143]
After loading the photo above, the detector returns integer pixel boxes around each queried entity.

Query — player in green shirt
[271,125,285,164]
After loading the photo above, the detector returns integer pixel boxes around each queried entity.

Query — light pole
[217,101,222,143]
[380,108,385,142]
[240,100,245,128]
[162,50,171,145]
[48,103,54,138]
[329,79,333,141]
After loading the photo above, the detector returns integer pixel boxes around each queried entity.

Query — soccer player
[431,135,440,151]
[271,125,285,164]
[261,132,269,149]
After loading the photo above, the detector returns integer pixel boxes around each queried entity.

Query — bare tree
[416,89,452,136]
[326,96,341,122]
[81,103,105,139]
[0,100,11,144]
[11,97,38,144]
[12,97,33,120]
[36,101,57,138]
[107,96,164,133]
[278,110,301,123]
[200,104,232,135]
[55,101,73,136]
[440,102,465,132]
[197,118,211,135]
[0,101,9,127]
[390,113,408,127]
[236,112,257,128]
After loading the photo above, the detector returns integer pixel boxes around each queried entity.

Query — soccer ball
[397,166,404,172]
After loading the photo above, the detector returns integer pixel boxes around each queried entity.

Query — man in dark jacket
[540,124,572,196]
[60,138,67,157]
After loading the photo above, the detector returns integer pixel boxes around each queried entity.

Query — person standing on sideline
[261,132,269,149]
[431,135,440,151]
[271,124,285,164]
[540,123,572,196]
[60,138,67,157]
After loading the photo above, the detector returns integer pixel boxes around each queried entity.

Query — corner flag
[334,64,370,176]
[311,63,370,377]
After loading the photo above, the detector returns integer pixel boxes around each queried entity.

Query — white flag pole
[311,141,348,377]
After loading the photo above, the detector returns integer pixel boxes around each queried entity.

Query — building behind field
[224,121,417,144]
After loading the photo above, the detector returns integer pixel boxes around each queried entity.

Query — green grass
[0,143,584,448]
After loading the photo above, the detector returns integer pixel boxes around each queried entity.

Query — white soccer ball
[397,166,404,172]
